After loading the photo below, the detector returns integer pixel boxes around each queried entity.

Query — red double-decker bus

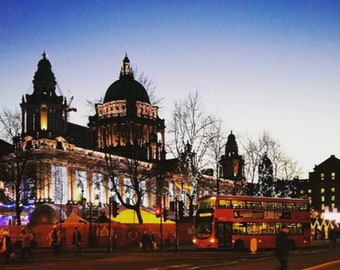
[193,195,311,250]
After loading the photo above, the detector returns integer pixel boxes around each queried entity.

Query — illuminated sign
[199,213,212,217]
[233,211,292,220]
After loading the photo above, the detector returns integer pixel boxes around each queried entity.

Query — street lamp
[108,196,112,253]
[81,197,86,219]
[94,195,100,248]
[88,202,93,248]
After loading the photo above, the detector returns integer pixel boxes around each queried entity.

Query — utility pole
[107,197,112,253]
[88,203,93,248]
[175,198,179,251]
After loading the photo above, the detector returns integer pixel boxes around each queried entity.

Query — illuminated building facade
[88,54,166,161]
[0,53,167,222]
[0,53,237,225]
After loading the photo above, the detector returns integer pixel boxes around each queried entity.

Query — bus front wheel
[234,240,245,251]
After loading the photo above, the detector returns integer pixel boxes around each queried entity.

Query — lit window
[332,196,335,201]
[331,187,336,193]
[321,204,325,210]
[321,173,325,180]
[300,190,304,194]
[40,104,47,130]
[332,203,335,209]
[321,188,325,194]
[308,189,312,194]
[321,196,325,202]
[331,172,336,180]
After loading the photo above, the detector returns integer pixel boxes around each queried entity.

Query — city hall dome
[104,55,150,104]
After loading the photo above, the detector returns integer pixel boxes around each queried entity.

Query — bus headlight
[208,238,215,245]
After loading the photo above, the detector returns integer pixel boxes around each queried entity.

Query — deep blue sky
[1,0,340,177]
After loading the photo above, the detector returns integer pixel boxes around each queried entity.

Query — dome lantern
[103,55,150,104]
[120,53,134,78]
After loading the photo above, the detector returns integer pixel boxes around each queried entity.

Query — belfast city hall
[0,53,245,227]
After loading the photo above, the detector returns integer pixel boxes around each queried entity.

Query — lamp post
[88,202,93,248]
[160,204,163,251]
[94,196,100,248]
[175,198,179,251]
[108,196,113,253]
[81,197,86,219]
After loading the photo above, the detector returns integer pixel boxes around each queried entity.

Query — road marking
[302,260,340,270]
[167,265,193,268]
[4,267,31,270]
[144,264,193,270]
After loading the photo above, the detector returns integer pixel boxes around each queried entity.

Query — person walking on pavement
[275,225,290,270]
[140,230,151,252]
[20,229,33,259]
[72,227,83,257]
[47,225,61,257]
[1,230,14,264]
[164,231,171,250]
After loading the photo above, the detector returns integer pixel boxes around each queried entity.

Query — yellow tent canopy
[111,209,174,224]
[63,213,88,224]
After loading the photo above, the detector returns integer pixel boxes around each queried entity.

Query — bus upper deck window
[246,201,261,209]
[262,201,275,209]
[218,199,231,208]
[232,200,245,208]
[275,202,282,209]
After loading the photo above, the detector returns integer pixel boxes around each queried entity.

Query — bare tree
[104,151,157,224]
[167,92,220,216]
[0,107,21,143]
[206,120,227,194]
[0,108,38,225]
[0,138,36,225]
[240,131,302,196]
[134,68,164,108]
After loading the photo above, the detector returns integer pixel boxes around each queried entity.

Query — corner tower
[20,52,72,140]
[219,131,245,180]
[88,55,166,161]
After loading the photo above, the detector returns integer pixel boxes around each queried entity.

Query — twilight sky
[1,0,339,178]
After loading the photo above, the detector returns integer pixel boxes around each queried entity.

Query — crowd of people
[139,230,172,251]
[0,225,84,264]
[0,225,171,264]
[0,228,35,264]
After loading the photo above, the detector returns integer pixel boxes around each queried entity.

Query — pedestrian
[140,230,151,252]
[111,229,117,252]
[149,232,156,250]
[47,225,61,256]
[72,227,83,257]
[164,231,171,249]
[275,225,290,270]
[20,229,33,259]
[329,222,338,247]
[0,230,14,264]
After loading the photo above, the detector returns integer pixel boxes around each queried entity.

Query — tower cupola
[20,52,69,140]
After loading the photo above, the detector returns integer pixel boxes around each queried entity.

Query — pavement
[7,239,335,263]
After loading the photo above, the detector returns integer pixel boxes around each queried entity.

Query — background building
[309,155,340,216]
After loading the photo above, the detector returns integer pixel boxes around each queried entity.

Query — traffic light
[178,200,184,218]
[163,208,169,222]
[112,201,120,217]
[155,207,161,218]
